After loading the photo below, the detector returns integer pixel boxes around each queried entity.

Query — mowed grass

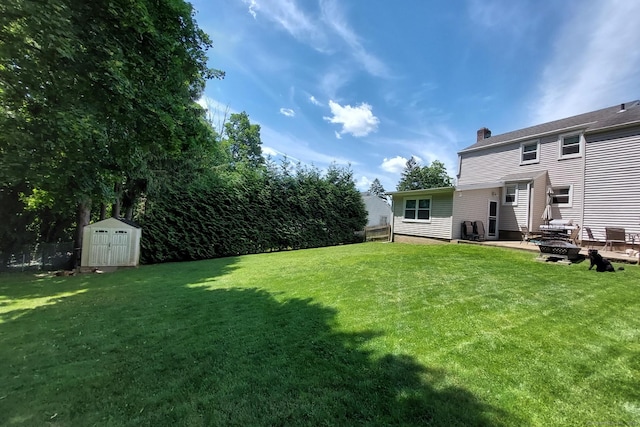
[1,243,639,426]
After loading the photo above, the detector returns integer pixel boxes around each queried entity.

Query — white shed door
[89,228,130,266]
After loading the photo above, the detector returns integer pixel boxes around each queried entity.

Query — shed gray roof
[460,100,640,153]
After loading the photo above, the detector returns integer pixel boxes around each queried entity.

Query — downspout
[526,182,532,230]
[580,134,587,238]
[389,195,395,242]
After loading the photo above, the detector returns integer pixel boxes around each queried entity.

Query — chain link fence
[0,242,75,272]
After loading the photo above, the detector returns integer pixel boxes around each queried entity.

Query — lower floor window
[552,186,572,206]
[404,198,431,220]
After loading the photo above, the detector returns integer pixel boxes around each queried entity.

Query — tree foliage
[0,0,222,259]
[138,162,367,263]
[368,178,386,198]
[396,157,452,191]
[0,1,368,266]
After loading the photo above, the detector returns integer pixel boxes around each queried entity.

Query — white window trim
[520,140,540,165]
[502,184,518,206]
[551,185,573,207]
[402,197,432,223]
[558,132,583,160]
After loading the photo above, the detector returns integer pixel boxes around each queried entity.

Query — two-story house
[388,100,640,244]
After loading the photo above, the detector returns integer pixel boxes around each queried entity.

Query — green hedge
[138,165,367,263]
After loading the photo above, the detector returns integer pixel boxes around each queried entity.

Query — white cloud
[355,175,372,191]
[279,107,295,117]
[532,0,640,123]
[309,95,322,106]
[242,0,388,78]
[246,0,258,19]
[334,131,342,139]
[323,100,379,137]
[319,0,389,77]
[241,0,324,47]
[262,146,278,157]
[381,156,408,174]
[260,124,355,166]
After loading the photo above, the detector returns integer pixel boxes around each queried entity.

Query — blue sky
[192,0,640,192]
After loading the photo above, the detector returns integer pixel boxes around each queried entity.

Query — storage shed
[80,217,141,268]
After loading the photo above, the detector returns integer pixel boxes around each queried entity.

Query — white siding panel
[452,188,499,239]
[499,182,529,232]
[583,131,640,240]
[392,193,453,240]
[459,133,583,228]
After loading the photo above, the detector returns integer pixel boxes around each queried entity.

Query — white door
[89,228,131,266]
[110,230,131,264]
[488,200,498,240]
[89,229,111,266]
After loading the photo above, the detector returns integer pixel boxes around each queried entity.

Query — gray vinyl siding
[458,132,585,229]
[531,172,548,231]
[392,193,453,240]
[583,129,640,241]
[499,182,529,232]
[452,188,497,239]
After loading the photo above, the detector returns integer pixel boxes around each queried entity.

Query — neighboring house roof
[460,100,640,153]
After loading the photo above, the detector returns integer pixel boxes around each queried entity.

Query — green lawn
[1,243,639,426]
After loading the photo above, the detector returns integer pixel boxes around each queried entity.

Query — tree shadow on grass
[0,262,519,426]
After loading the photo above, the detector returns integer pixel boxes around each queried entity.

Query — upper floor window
[404,198,431,221]
[552,186,572,206]
[559,134,582,159]
[520,141,539,165]
[503,184,518,205]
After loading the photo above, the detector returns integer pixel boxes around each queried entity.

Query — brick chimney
[477,127,491,142]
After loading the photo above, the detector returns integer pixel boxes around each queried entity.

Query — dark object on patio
[461,221,478,240]
[587,249,622,272]
[604,227,626,251]
[473,221,486,241]
[538,240,581,260]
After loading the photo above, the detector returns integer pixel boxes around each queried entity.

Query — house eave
[458,122,595,155]
[386,186,455,197]
[584,119,640,135]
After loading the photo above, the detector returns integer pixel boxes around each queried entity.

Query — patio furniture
[461,221,478,241]
[538,240,581,261]
[584,227,603,248]
[539,219,577,241]
[568,225,581,246]
[473,221,486,241]
[519,225,542,244]
[604,227,626,251]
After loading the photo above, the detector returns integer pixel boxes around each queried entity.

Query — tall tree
[222,112,264,169]
[397,158,452,191]
[368,178,386,198]
[0,0,223,263]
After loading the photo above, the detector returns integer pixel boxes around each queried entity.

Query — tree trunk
[100,203,107,220]
[112,182,122,218]
[72,199,91,269]
[125,205,134,220]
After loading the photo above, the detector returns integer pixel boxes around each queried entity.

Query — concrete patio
[456,239,640,265]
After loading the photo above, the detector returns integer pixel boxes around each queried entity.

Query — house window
[559,134,581,159]
[520,141,539,164]
[552,186,572,206]
[404,198,431,221]
[503,184,518,205]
